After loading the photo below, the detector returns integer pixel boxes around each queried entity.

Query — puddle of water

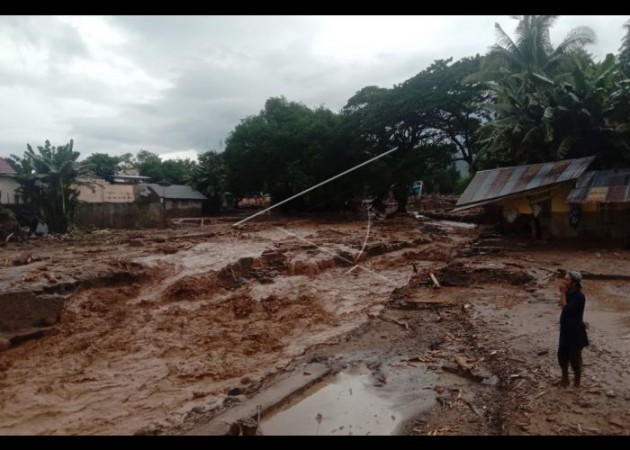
[260,371,401,435]
[260,362,443,436]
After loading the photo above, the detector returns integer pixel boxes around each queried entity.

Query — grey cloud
[3,16,89,62]
[1,16,629,159]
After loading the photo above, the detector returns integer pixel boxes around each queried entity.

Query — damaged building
[454,156,630,238]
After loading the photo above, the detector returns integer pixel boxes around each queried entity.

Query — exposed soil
[0,212,629,435]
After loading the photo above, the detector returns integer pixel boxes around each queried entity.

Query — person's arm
[559,284,567,308]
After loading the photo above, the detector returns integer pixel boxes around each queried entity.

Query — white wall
[0,176,21,204]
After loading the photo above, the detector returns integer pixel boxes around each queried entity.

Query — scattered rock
[227,387,242,396]
[606,390,615,398]
[308,355,328,364]
[128,239,144,247]
[240,376,251,385]
[482,375,499,387]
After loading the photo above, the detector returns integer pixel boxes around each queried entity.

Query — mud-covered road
[0,215,629,435]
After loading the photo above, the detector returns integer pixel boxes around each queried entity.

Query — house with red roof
[0,157,21,205]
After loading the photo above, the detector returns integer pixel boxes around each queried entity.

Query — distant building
[75,177,136,203]
[111,169,150,185]
[0,157,21,205]
[453,156,630,238]
[141,184,207,217]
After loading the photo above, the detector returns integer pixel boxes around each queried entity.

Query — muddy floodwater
[1,212,629,435]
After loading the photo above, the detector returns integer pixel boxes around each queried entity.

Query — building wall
[75,202,163,229]
[0,176,21,205]
[550,205,630,238]
[164,199,203,218]
[75,180,135,203]
[496,186,630,238]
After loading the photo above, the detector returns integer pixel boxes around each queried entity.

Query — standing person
[557,270,589,388]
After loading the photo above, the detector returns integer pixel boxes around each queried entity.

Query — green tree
[10,140,87,233]
[161,158,197,185]
[469,16,630,167]
[224,97,346,211]
[188,150,227,212]
[135,150,164,182]
[477,15,595,80]
[84,152,120,180]
[339,57,480,211]
[117,153,135,171]
[396,55,490,169]
[476,53,630,167]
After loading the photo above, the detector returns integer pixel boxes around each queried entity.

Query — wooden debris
[429,271,441,289]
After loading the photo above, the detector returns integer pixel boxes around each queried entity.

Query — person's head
[563,270,582,291]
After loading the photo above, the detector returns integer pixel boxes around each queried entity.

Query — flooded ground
[261,361,442,435]
[0,211,629,435]
[261,367,404,436]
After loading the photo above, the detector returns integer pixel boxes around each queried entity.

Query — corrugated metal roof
[146,184,207,200]
[566,169,630,204]
[0,157,16,176]
[455,156,595,210]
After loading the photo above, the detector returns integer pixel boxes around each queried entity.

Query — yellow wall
[76,179,135,203]
[580,202,598,213]
[497,184,598,214]
[498,186,574,214]
[551,186,572,213]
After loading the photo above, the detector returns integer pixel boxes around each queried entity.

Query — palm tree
[619,19,630,75]
[480,15,596,80]
[470,16,601,166]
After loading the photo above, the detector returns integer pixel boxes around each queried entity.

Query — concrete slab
[186,362,331,435]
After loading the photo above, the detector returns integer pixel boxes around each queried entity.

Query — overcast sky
[1,15,628,161]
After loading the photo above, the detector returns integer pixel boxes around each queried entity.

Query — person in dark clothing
[557,270,589,388]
